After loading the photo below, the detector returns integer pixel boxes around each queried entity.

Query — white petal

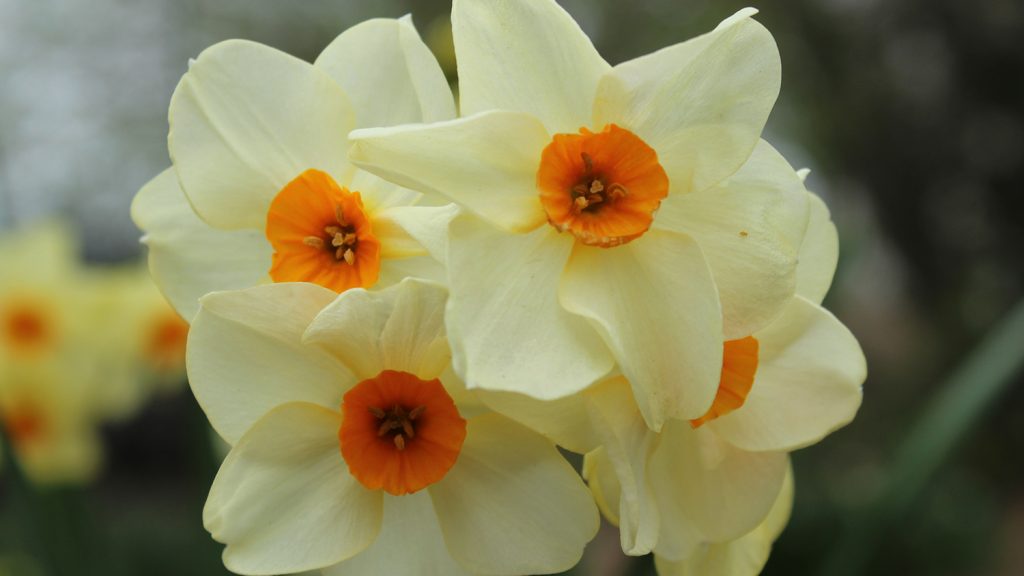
[476,387,597,455]
[188,283,350,444]
[446,215,613,400]
[654,464,794,576]
[169,40,355,229]
[452,0,610,134]
[376,254,447,288]
[559,228,722,429]
[131,169,272,321]
[429,413,598,575]
[710,296,865,452]
[652,422,788,541]
[303,279,449,381]
[582,447,622,526]
[206,402,382,574]
[323,490,470,576]
[655,140,810,338]
[584,377,661,556]
[594,9,780,194]
[371,204,460,265]
[315,16,455,129]
[349,111,549,232]
[795,192,839,305]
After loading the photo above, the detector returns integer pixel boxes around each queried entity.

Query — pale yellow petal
[796,192,840,305]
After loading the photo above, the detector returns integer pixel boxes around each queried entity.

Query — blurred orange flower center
[146,310,188,371]
[338,370,466,496]
[2,302,52,354]
[537,124,669,247]
[691,336,760,428]
[265,169,381,293]
[3,402,45,446]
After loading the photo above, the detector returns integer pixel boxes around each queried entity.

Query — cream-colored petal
[446,214,613,400]
[169,40,355,229]
[710,296,865,452]
[303,278,449,382]
[795,192,840,305]
[371,204,460,265]
[582,447,622,526]
[655,140,810,338]
[585,377,661,556]
[560,228,722,430]
[349,111,549,233]
[652,422,788,541]
[315,16,455,129]
[452,0,610,134]
[205,402,382,575]
[429,413,598,575]
[594,9,780,194]
[372,207,432,260]
[376,254,447,288]
[322,491,470,576]
[654,463,794,576]
[188,283,349,444]
[131,169,272,321]
[476,387,597,455]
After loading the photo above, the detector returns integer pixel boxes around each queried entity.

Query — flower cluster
[132,2,866,575]
[0,223,188,484]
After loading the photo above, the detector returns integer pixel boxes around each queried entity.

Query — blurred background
[1,0,1022,574]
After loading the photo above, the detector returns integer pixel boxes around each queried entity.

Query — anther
[575,196,589,210]
[408,405,426,420]
[394,435,406,450]
[334,204,347,226]
[369,406,386,419]
[343,249,356,265]
[581,152,594,175]
[607,183,628,199]
[303,236,324,248]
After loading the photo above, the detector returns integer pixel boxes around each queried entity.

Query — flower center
[2,300,53,355]
[338,370,466,496]
[265,169,381,293]
[691,336,760,428]
[146,309,188,372]
[3,402,45,446]
[537,124,669,247]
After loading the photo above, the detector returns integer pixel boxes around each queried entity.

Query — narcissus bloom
[570,193,864,567]
[189,279,597,575]
[131,16,457,321]
[349,1,810,430]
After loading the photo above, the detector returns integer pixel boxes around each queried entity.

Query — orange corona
[338,370,466,496]
[691,336,760,428]
[146,310,189,372]
[537,124,669,247]
[2,300,53,355]
[265,169,381,292]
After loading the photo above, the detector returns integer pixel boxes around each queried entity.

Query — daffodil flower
[189,279,598,575]
[564,193,864,562]
[131,16,458,321]
[348,1,810,430]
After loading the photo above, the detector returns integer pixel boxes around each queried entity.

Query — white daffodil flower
[131,16,458,322]
[189,279,598,575]
[486,192,863,565]
[348,1,810,430]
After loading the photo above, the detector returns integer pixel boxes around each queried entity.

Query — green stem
[822,299,1024,576]
[0,430,56,576]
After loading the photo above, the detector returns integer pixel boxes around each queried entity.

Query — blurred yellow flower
[189,279,597,575]
[131,16,458,321]
[349,1,810,431]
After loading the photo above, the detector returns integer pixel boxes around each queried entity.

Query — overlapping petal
[349,111,550,232]
[130,169,272,320]
[428,413,598,575]
[452,0,610,133]
[560,228,722,429]
[655,140,810,338]
[314,16,455,129]
[169,40,355,229]
[651,423,789,541]
[303,279,449,382]
[187,283,349,444]
[205,402,381,575]
[322,491,470,576]
[445,215,613,400]
[709,296,865,452]
[593,9,780,194]
[796,192,840,305]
